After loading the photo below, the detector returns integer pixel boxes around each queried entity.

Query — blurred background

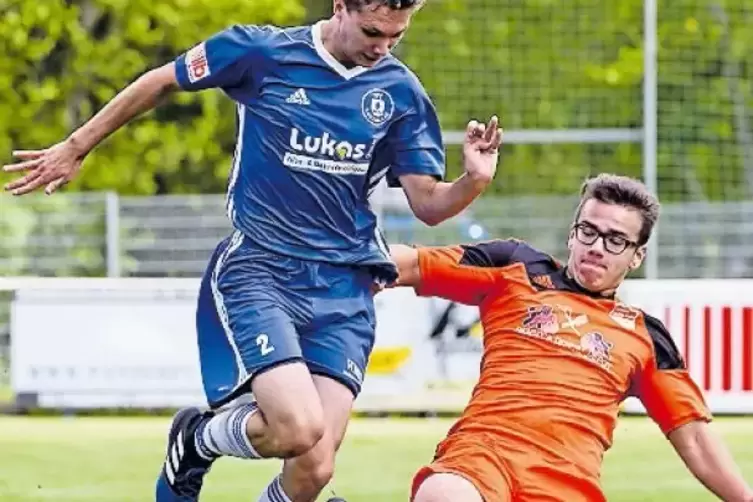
[1,1,753,501]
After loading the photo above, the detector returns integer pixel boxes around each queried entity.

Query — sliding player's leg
[512,457,607,502]
[412,434,514,502]
[413,474,486,502]
[256,262,377,502]
[155,232,325,501]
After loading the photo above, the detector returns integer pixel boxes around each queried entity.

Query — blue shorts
[196,231,376,409]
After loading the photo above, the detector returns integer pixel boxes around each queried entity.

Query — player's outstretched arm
[399,116,502,226]
[387,241,511,305]
[668,420,753,501]
[635,314,751,501]
[3,63,179,196]
[388,244,421,288]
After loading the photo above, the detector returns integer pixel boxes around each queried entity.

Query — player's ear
[629,245,646,271]
[333,0,346,16]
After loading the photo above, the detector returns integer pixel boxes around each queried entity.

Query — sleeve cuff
[660,412,713,437]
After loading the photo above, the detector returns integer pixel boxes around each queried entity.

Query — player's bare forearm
[669,421,753,501]
[3,62,181,195]
[388,244,421,288]
[68,63,179,156]
[399,173,490,227]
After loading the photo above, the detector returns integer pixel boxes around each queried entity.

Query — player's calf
[276,428,337,500]
[258,454,334,502]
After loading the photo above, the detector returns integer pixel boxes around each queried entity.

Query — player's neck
[319,19,358,69]
[564,266,617,299]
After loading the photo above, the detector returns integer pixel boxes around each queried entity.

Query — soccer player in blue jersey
[3,1,503,501]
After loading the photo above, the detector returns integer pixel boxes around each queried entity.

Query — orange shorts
[411,432,606,502]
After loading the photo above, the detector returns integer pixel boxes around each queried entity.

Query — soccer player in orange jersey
[390,174,753,502]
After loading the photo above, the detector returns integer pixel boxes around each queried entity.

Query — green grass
[0,355,9,404]
[0,386,10,404]
[0,416,750,501]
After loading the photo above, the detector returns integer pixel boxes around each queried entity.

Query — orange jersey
[413,239,711,500]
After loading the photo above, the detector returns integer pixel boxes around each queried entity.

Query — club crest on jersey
[186,42,211,83]
[362,88,394,126]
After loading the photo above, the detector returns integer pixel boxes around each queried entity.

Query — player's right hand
[3,139,84,196]
[462,115,503,186]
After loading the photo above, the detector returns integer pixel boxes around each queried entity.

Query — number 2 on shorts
[256,333,275,356]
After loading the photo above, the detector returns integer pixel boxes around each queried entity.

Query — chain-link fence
[2,190,752,279]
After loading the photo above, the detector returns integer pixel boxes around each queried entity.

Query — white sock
[194,402,262,460]
[257,475,292,502]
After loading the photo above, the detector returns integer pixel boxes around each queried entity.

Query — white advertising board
[6,278,753,414]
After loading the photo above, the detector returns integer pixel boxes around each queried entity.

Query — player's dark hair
[575,174,660,246]
[343,0,423,11]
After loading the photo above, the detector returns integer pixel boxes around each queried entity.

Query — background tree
[0,0,305,195]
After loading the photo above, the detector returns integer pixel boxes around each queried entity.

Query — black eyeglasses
[572,222,640,255]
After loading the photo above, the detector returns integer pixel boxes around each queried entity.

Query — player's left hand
[3,139,84,196]
[463,115,503,186]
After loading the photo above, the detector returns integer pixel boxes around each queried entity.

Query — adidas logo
[164,430,185,485]
[286,88,310,105]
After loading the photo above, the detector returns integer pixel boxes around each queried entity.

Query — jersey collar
[311,21,370,80]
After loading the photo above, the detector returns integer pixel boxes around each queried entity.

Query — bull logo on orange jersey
[580,332,614,362]
[522,306,559,334]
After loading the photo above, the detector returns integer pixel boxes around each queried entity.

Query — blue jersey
[173,22,445,281]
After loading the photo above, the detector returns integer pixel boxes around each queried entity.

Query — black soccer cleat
[155,407,216,501]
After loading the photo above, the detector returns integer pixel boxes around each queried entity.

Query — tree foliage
[2,0,753,203]
[0,0,305,195]
[393,0,753,202]
[0,0,305,276]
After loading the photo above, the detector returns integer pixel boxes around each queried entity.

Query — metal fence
[2,191,752,280]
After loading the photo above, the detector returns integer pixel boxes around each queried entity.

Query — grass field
[0,415,751,501]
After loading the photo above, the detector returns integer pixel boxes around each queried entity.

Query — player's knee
[252,362,326,457]
[414,473,484,502]
[277,424,325,458]
[271,406,325,457]
[413,481,448,502]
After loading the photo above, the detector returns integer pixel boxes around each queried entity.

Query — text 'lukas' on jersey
[284,127,372,176]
